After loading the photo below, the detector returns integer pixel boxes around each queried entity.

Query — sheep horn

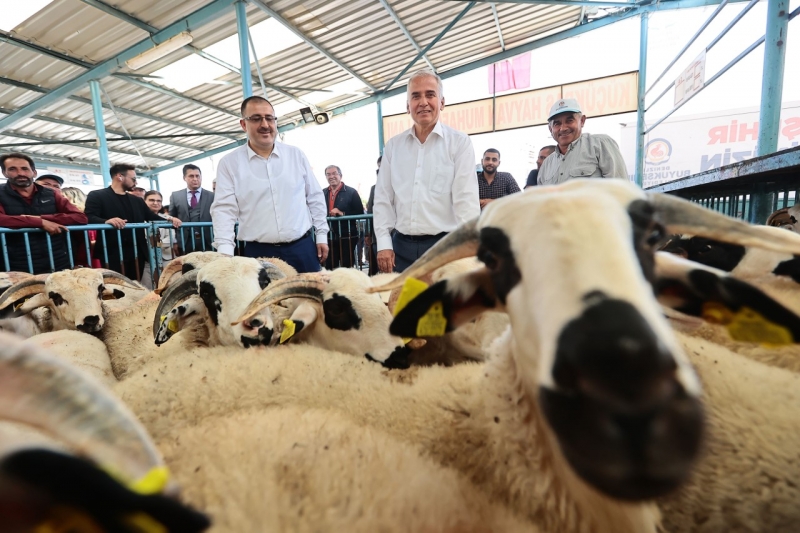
[0,279,47,311]
[650,193,800,255]
[152,271,199,338]
[0,271,34,291]
[369,218,481,293]
[0,332,171,494]
[101,270,145,290]
[154,258,185,295]
[258,260,287,282]
[232,273,329,326]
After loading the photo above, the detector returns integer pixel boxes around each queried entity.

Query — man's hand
[171,217,183,229]
[41,219,68,235]
[317,243,329,263]
[479,198,494,209]
[329,208,344,216]
[377,250,395,273]
[106,217,126,229]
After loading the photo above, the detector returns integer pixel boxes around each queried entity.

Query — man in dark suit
[322,165,363,269]
[85,163,182,280]
[169,164,214,256]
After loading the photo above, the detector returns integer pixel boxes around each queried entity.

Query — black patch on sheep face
[97,285,104,300]
[257,268,271,290]
[322,294,361,331]
[0,449,211,532]
[627,200,666,283]
[477,227,520,304]
[544,295,704,501]
[240,327,273,348]
[390,280,455,338]
[366,345,411,369]
[181,264,196,274]
[77,315,101,333]
[773,255,800,284]
[664,235,745,272]
[198,281,221,327]
[112,289,125,299]
[48,292,65,306]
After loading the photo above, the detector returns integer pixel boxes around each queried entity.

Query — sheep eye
[48,292,65,306]
[98,285,105,299]
[646,225,665,248]
[478,248,498,270]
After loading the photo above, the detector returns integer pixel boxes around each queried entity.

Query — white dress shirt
[186,188,201,206]
[211,142,329,256]
[374,121,480,251]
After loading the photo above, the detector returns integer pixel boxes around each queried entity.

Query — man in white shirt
[373,69,480,273]
[211,96,329,273]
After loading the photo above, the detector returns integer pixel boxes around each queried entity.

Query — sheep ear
[16,293,51,316]
[102,288,127,300]
[1,449,210,532]
[280,302,318,344]
[154,295,206,345]
[654,252,800,344]
[390,269,500,339]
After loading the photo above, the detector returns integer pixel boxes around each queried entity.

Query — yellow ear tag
[416,301,448,337]
[702,302,793,345]
[124,513,167,533]
[393,277,429,317]
[129,466,170,495]
[280,319,296,344]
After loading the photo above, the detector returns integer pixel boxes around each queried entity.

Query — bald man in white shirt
[211,96,329,273]
[373,69,480,273]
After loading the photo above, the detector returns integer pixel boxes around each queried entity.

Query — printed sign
[383,72,639,141]
[674,51,706,107]
[42,167,100,187]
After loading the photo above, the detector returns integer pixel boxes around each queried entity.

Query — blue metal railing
[0,214,375,281]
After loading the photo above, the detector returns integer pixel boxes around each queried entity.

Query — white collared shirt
[211,141,329,256]
[374,121,480,251]
[186,188,201,206]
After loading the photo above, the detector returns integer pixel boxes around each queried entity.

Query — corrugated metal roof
[0,0,588,172]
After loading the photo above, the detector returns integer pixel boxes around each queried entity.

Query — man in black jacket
[0,153,87,273]
[85,163,182,280]
[322,165,363,269]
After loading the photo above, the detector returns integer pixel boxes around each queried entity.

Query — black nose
[366,345,411,369]
[78,315,101,332]
[542,294,704,501]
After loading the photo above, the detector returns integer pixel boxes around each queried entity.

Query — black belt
[395,231,447,242]
[248,229,312,247]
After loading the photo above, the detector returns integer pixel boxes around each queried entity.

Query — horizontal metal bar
[0,130,243,147]
[443,0,637,6]
[0,130,169,160]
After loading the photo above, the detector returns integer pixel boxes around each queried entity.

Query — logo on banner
[645,138,672,165]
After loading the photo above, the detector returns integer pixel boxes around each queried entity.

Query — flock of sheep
[0,179,798,532]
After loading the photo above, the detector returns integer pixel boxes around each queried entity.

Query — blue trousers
[243,233,321,273]
[392,232,447,273]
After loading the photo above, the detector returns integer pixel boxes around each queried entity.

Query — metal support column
[751,0,789,223]
[377,100,385,155]
[89,80,111,186]
[235,0,253,99]
[634,12,649,188]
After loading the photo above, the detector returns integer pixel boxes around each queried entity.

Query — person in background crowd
[0,153,87,274]
[537,98,628,186]
[477,148,520,209]
[212,179,217,192]
[85,163,181,280]
[365,155,381,275]
[322,165,363,269]
[61,187,97,268]
[129,186,146,198]
[525,145,556,188]
[211,96,328,273]
[141,190,176,289]
[373,69,479,273]
[169,164,214,257]
[34,173,63,191]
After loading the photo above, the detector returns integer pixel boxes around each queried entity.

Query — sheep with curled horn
[0,268,145,338]
[153,256,287,349]
[0,331,209,532]
[234,268,413,369]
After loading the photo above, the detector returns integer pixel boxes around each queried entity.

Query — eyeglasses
[243,115,277,124]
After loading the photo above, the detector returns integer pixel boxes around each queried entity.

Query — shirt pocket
[569,165,599,179]
[431,161,455,194]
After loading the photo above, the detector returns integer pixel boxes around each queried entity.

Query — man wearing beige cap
[537,98,627,186]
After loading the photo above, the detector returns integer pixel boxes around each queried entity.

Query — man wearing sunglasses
[211,96,329,273]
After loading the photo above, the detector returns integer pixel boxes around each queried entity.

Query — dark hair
[0,152,35,172]
[240,96,273,117]
[131,186,146,192]
[109,163,135,178]
[144,190,162,200]
[182,164,201,177]
[483,148,500,158]
[540,145,557,154]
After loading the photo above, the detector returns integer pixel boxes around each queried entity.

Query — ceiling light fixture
[126,32,194,71]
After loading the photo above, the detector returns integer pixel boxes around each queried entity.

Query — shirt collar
[559,134,584,156]
[246,140,281,160]
[330,181,344,193]
[404,120,445,141]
